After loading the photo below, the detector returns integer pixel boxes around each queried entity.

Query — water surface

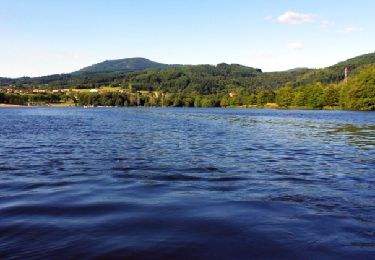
[0,108,374,258]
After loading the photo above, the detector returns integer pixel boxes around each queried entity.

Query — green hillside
[1,52,374,92]
[0,52,374,110]
[76,57,180,74]
[294,52,375,86]
[335,52,375,67]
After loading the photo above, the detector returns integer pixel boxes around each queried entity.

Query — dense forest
[0,53,374,110]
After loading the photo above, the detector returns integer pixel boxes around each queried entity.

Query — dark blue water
[0,108,374,259]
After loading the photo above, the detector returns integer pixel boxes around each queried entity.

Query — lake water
[0,107,374,259]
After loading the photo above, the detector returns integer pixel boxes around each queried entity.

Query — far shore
[0,104,23,107]
[0,103,352,111]
[0,103,76,107]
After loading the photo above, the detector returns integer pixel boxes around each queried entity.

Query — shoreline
[0,103,371,112]
[0,103,76,107]
[0,104,23,107]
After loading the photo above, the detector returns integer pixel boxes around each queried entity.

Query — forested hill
[335,52,375,67]
[0,52,374,94]
[0,52,374,110]
[76,58,181,74]
[292,52,375,86]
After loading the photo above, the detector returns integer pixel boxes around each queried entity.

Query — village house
[33,89,47,93]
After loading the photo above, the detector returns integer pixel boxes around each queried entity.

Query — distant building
[89,89,99,93]
[32,89,46,93]
[229,92,238,98]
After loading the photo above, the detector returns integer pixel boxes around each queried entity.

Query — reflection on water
[331,124,375,149]
[0,107,374,258]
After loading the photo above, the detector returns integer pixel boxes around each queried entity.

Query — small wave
[0,166,18,172]
[0,202,139,217]
[152,174,202,181]
[207,186,239,191]
[209,176,247,182]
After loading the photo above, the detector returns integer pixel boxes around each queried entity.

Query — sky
[0,0,374,78]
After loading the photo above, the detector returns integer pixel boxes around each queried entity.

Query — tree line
[73,66,374,110]
[1,62,374,110]
[0,93,61,105]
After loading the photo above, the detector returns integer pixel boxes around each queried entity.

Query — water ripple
[0,107,374,258]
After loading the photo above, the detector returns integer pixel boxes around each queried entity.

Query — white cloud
[277,11,314,25]
[287,42,304,50]
[341,26,364,33]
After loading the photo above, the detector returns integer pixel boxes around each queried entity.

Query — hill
[335,52,375,67]
[1,52,373,110]
[76,58,181,74]
[293,52,375,86]
[0,52,374,95]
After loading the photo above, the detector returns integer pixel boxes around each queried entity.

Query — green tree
[322,84,340,107]
[194,96,202,107]
[276,86,295,108]
[220,96,230,107]
[340,65,375,110]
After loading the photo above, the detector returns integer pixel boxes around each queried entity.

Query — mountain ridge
[1,52,374,80]
[75,57,182,74]
[0,52,374,90]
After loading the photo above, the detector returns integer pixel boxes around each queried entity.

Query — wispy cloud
[265,11,335,30]
[277,11,314,25]
[287,42,304,50]
[340,26,364,33]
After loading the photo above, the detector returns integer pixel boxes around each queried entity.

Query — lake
[0,107,374,259]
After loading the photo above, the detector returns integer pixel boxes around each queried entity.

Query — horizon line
[1,51,373,79]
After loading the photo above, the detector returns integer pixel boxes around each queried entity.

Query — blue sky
[0,0,374,77]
